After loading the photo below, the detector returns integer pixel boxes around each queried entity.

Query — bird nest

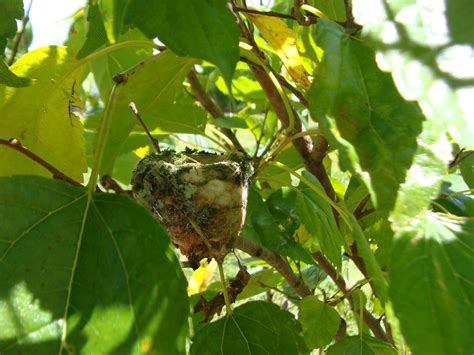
[131,150,253,265]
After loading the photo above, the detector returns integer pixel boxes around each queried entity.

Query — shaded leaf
[314,0,346,22]
[0,0,23,54]
[0,176,189,354]
[123,0,240,85]
[327,335,397,354]
[308,20,423,216]
[241,187,314,264]
[296,171,342,269]
[237,269,282,300]
[191,301,305,354]
[460,151,474,188]
[76,0,108,59]
[0,60,31,87]
[298,296,340,349]
[389,212,474,355]
[0,46,87,182]
[353,0,474,149]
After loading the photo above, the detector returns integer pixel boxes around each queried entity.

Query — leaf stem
[217,260,233,315]
[87,83,120,193]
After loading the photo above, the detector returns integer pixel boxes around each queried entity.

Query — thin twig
[312,252,390,342]
[234,237,311,298]
[0,138,81,186]
[186,70,245,152]
[7,0,33,66]
[128,102,161,154]
[233,6,296,21]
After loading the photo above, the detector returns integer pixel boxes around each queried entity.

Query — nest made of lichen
[132,149,253,264]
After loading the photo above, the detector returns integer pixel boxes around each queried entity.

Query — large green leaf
[308,20,423,216]
[353,0,474,149]
[296,171,343,269]
[0,0,23,54]
[298,296,340,349]
[123,0,240,85]
[190,301,305,354]
[389,212,474,355]
[76,0,108,59]
[327,335,397,354]
[0,46,87,182]
[98,50,207,176]
[0,176,189,354]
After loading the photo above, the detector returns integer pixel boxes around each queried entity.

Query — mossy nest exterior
[131,150,253,264]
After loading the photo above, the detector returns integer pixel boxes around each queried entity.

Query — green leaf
[190,301,305,354]
[213,116,249,129]
[296,171,343,269]
[0,0,23,54]
[242,187,314,264]
[0,176,189,353]
[298,296,340,349]
[99,0,129,43]
[237,269,282,300]
[353,0,474,149]
[314,0,346,22]
[98,50,206,176]
[0,46,87,182]
[390,119,451,227]
[460,151,474,189]
[123,0,240,85]
[308,20,423,216]
[76,0,108,59]
[0,60,31,87]
[389,212,474,355]
[327,335,397,355]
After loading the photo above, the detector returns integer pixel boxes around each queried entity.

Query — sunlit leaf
[98,50,207,176]
[0,176,189,354]
[353,0,474,149]
[0,46,87,182]
[247,13,311,88]
[308,20,423,216]
[389,212,474,355]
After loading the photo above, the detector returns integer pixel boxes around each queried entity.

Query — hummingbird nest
[131,150,253,265]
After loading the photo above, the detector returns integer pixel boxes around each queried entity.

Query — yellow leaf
[187,259,217,295]
[134,145,150,158]
[246,14,311,88]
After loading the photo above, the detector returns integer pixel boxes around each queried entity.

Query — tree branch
[186,70,245,152]
[312,252,390,342]
[249,64,336,200]
[234,237,312,298]
[0,138,82,186]
[233,6,296,21]
[7,0,33,66]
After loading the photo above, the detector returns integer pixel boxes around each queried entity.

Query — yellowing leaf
[134,145,150,158]
[0,46,87,182]
[247,14,311,88]
[187,259,217,295]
